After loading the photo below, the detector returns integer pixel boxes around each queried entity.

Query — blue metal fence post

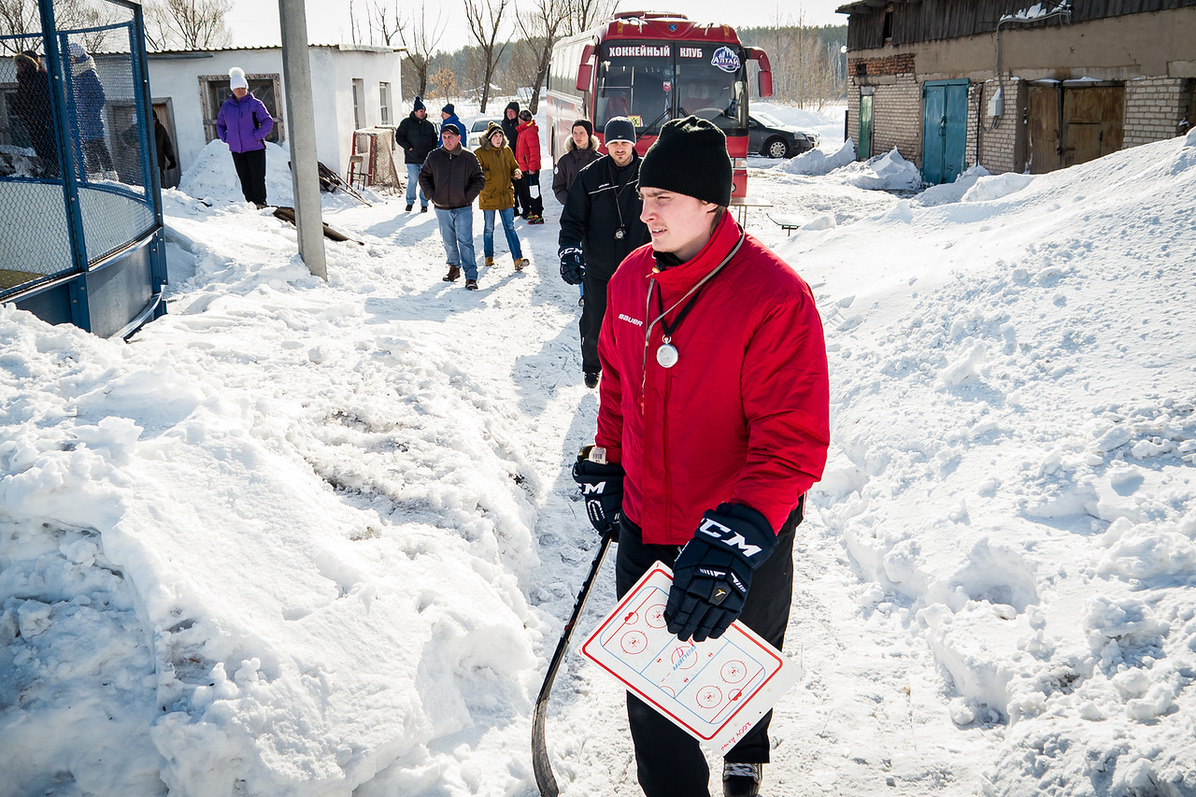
[129,9,169,306]
[38,0,92,332]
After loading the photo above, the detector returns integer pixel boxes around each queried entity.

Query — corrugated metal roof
[145,43,404,56]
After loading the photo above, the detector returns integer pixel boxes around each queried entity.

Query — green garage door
[922,80,968,184]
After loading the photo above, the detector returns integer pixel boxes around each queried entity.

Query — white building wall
[145,46,401,177]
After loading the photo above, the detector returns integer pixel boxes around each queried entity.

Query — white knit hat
[229,67,248,90]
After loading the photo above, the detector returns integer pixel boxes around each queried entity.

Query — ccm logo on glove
[665,503,778,642]
[697,516,764,557]
[571,444,624,540]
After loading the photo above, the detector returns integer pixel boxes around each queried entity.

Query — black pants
[82,138,113,173]
[517,169,543,217]
[579,273,608,375]
[231,148,267,205]
[615,506,800,797]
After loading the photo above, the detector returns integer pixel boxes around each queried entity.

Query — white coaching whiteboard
[580,562,802,754]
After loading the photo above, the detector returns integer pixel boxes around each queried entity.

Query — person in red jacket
[514,109,544,224]
[570,116,830,797]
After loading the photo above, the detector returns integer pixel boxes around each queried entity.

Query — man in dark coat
[11,51,59,177]
[152,110,177,186]
[552,119,600,205]
[419,121,486,290]
[395,96,437,211]
[501,101,524,216]
[558,117,650,388]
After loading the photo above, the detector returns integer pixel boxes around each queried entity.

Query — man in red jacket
[514,109,544,223]
[570,116,830,797]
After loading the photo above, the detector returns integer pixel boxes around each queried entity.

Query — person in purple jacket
[215,67,273,207]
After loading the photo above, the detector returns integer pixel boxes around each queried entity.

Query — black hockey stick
[532,529,614,797]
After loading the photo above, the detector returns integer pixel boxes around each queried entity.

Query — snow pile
[0,296,545,793]
[915,165,992,205]
[781,133,1196,796]
[830,146,925,191]
[780,138,857,176]
[178,139,294,206]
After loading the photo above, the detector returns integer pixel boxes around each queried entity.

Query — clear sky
[225,0,848,52]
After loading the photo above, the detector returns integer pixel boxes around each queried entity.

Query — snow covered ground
[2,112,1194,797]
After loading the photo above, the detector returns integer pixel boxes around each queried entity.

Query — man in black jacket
[501,101,524,217]
[395,96,438,212]
[558,117,650,388]
[419,122,486,290]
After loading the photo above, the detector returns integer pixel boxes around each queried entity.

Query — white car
[467,117,503,150]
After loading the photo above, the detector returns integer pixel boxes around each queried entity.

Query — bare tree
[463,0,511,114]
[144,0,231,51]
[398,1,446,99]
[364,0,402,46]
[0,0,37,44]
[513,0,566,113]
[0,0,115,52]
[560,0,616,38]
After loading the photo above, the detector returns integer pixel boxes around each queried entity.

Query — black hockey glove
[665,503,777,643]
[571,444,623,540]
[559,247,586,285]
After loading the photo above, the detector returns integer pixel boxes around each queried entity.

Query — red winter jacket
[515,120,541,173]
[595,213,830,545]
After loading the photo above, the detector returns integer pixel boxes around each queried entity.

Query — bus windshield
[595,40,747,137]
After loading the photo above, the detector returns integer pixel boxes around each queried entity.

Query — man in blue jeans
[395,96,437,212]
[418,122,486,290]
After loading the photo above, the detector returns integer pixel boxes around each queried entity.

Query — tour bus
[545,11,773,199]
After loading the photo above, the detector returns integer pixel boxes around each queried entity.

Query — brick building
[837,0,1196,183]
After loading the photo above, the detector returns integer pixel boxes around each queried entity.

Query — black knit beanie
[442,103,454,114]
[573,119,594,136]
[638,116,732,206]
[413,96,425,112]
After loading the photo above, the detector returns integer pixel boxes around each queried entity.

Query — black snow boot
[723,762,763,797]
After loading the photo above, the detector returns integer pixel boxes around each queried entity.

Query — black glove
[560,247,585,285]
[571,445,623,539]
[665,503,777,643]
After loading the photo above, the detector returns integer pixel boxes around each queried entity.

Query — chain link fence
[1,0,158,302]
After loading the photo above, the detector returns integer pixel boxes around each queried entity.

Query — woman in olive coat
[474,123,526,270]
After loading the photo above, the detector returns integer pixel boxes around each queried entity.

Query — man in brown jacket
[419,122,486,290]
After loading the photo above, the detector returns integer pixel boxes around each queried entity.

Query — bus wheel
[764,137,790,159]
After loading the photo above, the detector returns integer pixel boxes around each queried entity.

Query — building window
[1,86,26,148]
[882,5,894,43]
[379,82,391,126]
[201,73,283,144]
[353,78,365,129]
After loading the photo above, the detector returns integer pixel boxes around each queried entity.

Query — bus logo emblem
[711,46,740,73]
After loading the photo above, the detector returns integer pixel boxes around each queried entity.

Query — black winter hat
[603,117,636,145]
[442,103,455,114]
[518,109,532,122]
[505,101,520,116]
[572,119,594,136]
[638,115,731,207]
[413,96,426,112]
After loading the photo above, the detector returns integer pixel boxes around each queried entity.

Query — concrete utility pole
[278,0,327,279]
